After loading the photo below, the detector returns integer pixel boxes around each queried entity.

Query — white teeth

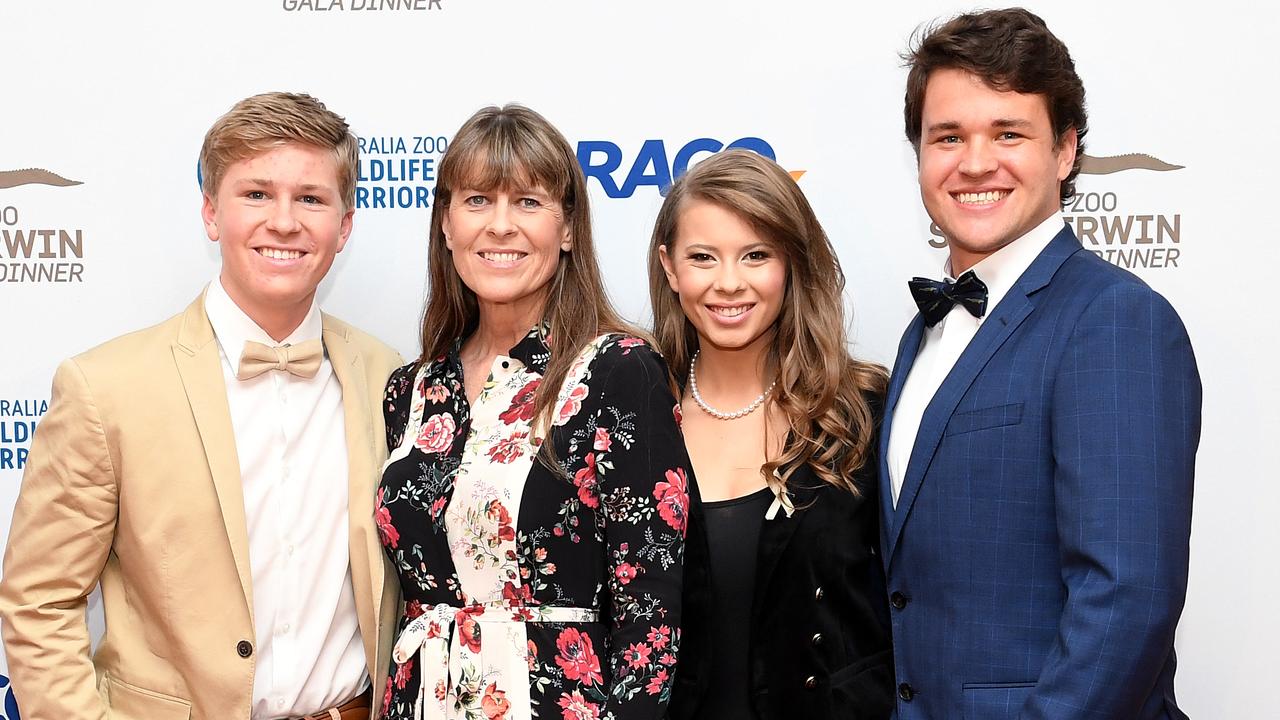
[956,191,1007,205]
[481,252,524,263]
[710,305,750,317]
[259,248,303,260]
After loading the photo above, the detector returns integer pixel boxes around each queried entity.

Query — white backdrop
[2,1,1276,717]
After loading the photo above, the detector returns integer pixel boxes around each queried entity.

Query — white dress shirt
[887,213,1066,507]
[205,279,368,719]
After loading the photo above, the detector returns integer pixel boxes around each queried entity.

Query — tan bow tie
[236,339,323,381]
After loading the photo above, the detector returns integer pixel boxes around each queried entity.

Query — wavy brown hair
[419,104,641,441]
[647,150,887,494]
[902,7,1088,204]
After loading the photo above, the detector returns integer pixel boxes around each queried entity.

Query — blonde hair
[420,104,644,440]
[647,149,887,494]
[199,92,359,209]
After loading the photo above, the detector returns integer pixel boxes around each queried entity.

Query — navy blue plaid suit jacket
[879,226,1201,720]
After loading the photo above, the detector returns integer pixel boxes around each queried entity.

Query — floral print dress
[378,327,691,720]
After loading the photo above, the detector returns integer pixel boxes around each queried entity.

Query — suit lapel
[323,314,383,678]
[172,293,254,612]
[879,315,925,555]
[750,478,816,625]
[885,227,1083,566]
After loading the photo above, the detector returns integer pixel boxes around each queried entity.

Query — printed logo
[0,168,86,284]
[927,150,1187,271]
[0,169,82,190]
[0,399,46,472]
[280,0,443,12]
[576,137,804,198]
[356,134,448,210]
[0,673,21,719]
[1079,152,1183,175]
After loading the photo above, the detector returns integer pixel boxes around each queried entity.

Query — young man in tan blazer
[0,92,402,720]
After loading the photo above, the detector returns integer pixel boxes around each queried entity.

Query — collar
[944,212,1066,321]
[448,321,552,374]
[205,276,324,368]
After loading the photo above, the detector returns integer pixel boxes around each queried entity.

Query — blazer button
[810,632,824,647]
[814,586,825,601]
[890,591,909,610]
[236,640,254,658]
[804,676,818,690]
[898,682,915,701]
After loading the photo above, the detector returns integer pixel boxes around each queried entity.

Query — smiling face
[918,68,1076,273]
[659,199,787,355]
[202,142,352,339]
[442,184,571,325]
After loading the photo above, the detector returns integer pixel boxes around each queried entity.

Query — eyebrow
[926,118,1035,134]
[237,179,334,193]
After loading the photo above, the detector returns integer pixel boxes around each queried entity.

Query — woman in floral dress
[378,104,692,720]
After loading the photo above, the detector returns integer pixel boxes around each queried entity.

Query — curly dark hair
[903,7,1088,204]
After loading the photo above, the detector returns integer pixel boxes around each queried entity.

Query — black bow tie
[908,270,989,327]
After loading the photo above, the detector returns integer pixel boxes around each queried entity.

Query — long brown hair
[647,149,887,494]
[419,104,641,439]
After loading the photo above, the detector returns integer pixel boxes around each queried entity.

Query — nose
[266,197,302,235]
[485,198,517,237]
[712,261,746,294]
[958,138,997,177]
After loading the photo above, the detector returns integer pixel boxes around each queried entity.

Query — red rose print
[653,467,690,532]
[573,453,600,509]
[614,562,638,586]
[592,427,612,452]
[405,599,424,619]
[623,641,652,669]
[375,488,399,549]
[430,495,448,521]
[554,628,603,686]
[416,412,457,455]
[383,676,393,712]
[458,610,482,653]
[557,690,601,720]
[660,652,677,665]
[434,678,447,701]
[487,430,529,464]
[554,383,590,426]
[424,384,451,403]
[499,379,541,424]
[502,581,533,605]
[646,667,669,695]
[618,337,645,353]
[482,682,510,720]
[673,402,683,428]
[527,639,539,671]
[394,657,414,689]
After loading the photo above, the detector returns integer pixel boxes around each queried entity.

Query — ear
[1055,126,1078,181]
[559,222,572,253]
[336,207,354,253]
[658,244,678,293]
[201,193,219,242]
[442,211,453,251]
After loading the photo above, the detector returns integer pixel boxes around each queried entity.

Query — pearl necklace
[688,350,777,420]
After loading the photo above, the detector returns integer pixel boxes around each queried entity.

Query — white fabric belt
[392,601,599,720]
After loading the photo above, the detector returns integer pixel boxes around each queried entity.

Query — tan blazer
[0,294,403,720]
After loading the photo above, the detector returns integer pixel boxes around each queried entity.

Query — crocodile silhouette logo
[1079,153,1183,175]
[0,169,83,190]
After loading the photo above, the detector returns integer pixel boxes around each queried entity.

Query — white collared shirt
[204,278,367,718]
[887,213,1065,507]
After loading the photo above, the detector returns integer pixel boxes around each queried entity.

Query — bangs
[443,121,571,199]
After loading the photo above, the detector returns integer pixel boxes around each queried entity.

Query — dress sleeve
[384,361,418,452]
[587,339,691,720]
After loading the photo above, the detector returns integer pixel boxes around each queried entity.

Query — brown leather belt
[295,689,371,720]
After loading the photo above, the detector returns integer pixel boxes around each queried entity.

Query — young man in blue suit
[881,9,1201,719]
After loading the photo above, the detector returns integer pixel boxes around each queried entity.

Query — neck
[692,331,774,405]
[467,299,545,360]
[221,274,310,343]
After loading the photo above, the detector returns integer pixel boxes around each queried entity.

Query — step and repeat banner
[2,0,1275,717]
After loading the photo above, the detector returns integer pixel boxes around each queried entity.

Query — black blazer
[670,459,895,720]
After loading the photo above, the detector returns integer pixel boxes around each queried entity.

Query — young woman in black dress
[649,150,894,720]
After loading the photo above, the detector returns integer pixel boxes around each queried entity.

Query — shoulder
[321,312,403,370]
[582,334,670,384]
[70,308,188,379]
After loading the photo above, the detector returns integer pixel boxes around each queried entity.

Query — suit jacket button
[898,682,915,701]
[237,640,254,658]
[814,586,825,601]
[804,676,818,690]
[810,632,824,647]
[890,591,908,610]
